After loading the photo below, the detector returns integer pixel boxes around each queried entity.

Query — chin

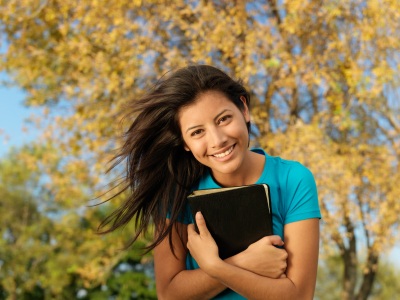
[212,162,242,176]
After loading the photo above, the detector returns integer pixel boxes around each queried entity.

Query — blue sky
[0,74,41,157]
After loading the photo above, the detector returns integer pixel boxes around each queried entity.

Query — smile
[212,145,234,158]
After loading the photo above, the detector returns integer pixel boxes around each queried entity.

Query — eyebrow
[185,109,231,133]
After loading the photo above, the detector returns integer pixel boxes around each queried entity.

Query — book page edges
[189,184,271,213]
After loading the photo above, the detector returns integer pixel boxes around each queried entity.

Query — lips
[211,145,235,158]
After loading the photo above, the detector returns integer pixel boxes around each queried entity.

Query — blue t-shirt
[175,148,321,299]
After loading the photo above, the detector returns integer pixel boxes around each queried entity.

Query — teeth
[213,146,234,158]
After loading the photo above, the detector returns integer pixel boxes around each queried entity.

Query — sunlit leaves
[1,0,400,298]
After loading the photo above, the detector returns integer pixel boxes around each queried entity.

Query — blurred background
[1,1,399,299]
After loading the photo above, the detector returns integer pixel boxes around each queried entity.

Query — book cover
[188,184,273,259]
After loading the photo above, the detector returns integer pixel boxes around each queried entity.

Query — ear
[239,96,250,122]
[183,143,190,151]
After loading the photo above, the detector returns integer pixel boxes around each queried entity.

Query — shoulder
[251,149,321,223]
[253,148,314,182]
[273,156,316,191]
[280,158,315,184]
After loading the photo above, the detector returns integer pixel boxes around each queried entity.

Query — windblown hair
[99,65,251,253]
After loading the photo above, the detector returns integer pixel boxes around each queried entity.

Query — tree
[264,121,400,299]
[0,146,54,300]
[371,260,400,300]
[0,146,155,299]
[315,253,400,300]
[1,1,399,298]
[315,254,343,300]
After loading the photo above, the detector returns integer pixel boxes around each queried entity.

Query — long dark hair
[99,65,251,253]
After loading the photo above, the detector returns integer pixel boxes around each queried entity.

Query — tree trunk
[341,247,358,300]
[341,215,357,300]
[356,252,379,300]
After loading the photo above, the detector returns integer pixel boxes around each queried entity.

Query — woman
[101,65,321,299]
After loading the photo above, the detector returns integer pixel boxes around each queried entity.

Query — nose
[208,127,227,149]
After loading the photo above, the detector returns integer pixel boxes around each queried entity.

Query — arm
[154,220,226,300]
[154,219,288,300]
[188,212,320,300]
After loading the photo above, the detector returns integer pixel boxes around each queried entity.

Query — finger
[279,273,287,278]
[187,223,196,235]
[195,211,210,236]
[263,235,284,246]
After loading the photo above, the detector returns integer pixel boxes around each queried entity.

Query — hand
[232,235,288,279]
[187,212,222,273]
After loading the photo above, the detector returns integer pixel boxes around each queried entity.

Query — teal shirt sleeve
[166,182,199,224]
[166,202,193,224]
[284,163,321,224]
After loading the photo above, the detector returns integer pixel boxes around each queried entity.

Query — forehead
[178,91,235,122]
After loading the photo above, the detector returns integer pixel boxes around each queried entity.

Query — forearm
[158,254,288,300]
[157,267,226,300]
[157,254,247,299]
[207,261,305,300]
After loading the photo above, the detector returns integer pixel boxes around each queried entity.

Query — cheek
[229,123,248,138]
[182,136,197,152]
[185,139,206,156]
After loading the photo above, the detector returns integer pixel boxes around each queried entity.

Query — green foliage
[0,147,55,299]
[370,260,400,300]
[85,270,156,300]
[315,255,343,300]
[315,254,400,300]
[0,147,155,299]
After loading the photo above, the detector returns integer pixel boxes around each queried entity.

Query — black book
[187,184,273,259]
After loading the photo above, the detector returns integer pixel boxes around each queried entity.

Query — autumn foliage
[0,1,399,299]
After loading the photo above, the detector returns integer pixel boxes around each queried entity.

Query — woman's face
[179,90,251,181]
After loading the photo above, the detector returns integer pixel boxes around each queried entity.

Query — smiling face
[178,90,252,184]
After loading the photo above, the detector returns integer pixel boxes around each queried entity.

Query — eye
[191,129,204,137]
[217,115,232,125]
